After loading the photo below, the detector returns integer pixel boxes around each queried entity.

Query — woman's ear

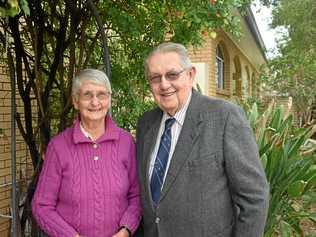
[72,96,79,110]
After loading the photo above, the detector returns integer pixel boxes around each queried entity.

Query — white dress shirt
[149,91,192,187]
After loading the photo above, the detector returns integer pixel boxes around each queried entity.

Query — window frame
[215,46,225,90]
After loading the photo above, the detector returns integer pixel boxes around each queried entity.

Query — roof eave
[243,6,268,62]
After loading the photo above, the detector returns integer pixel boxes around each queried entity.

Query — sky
[251,1,279,58]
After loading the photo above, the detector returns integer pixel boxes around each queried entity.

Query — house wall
[189,29,265,101]
[0,65,33,236]
[230,9,266,69]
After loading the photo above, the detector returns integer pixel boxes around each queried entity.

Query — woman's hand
[112,228,130,237]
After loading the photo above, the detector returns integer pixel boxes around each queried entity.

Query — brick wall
[188,30,262,101]
[0,65,34,236]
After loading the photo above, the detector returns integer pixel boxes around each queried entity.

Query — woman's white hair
[72,69,112,99]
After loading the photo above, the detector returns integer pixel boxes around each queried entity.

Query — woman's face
[73,81,110,124]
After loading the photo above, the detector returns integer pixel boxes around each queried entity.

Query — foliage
[0,0,253,163]
[103,0,252,131]
[0,0,255,168]
[245,101,316,237]
[259,0,316,126]
[0,0,29,17]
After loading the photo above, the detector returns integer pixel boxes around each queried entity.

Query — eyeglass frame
[78,91,111,101]
[147,68,190,84]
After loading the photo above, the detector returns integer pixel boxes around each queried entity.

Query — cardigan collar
[72,116,120,144]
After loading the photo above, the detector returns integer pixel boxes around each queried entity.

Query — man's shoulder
[138,107,161,123]
[193,92,241,114]
[192,93,251,135]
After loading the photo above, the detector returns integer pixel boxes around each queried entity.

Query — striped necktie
[150,118,176,207]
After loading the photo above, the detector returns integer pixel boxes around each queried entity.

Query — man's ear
[190,66,197,79]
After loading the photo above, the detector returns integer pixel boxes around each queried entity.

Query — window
[216,46,224,89]
[244,66,250,97]
[251,73,256,97]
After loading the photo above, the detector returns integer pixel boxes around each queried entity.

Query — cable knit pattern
[72,146,81,232]
[32,116,142,237]
[92,152,103,237]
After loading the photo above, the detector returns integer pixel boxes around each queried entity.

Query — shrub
[245,102,316,237]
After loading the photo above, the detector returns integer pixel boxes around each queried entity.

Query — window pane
[216,46,224,89]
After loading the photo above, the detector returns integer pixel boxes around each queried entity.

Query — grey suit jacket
[136,90,269,237]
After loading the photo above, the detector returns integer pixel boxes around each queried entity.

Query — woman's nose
[90,96,100,105]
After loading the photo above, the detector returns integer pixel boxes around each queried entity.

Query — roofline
[243,6,268,62]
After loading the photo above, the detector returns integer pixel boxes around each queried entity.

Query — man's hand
[112,228,130,237]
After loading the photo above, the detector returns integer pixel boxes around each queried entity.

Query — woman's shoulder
[48,126,74,148]
[116,126,135,143]
[107,116,134,142]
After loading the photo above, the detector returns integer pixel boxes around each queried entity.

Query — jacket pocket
[187,152,219,169]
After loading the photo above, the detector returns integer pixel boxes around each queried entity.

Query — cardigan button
[155,217,160,224]
[93,143,98,149]
[93,156,99,161]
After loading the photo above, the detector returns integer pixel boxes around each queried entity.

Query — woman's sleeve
[119,138,142,234]
[32,142,78,237]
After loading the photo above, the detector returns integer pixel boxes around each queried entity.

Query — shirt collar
[162,90,192,126]
[73,116,120,144]
[80,122,93,140]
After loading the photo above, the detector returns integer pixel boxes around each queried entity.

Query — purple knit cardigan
[32,116,142,237]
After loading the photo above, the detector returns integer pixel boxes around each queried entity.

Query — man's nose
[159,76,170,89]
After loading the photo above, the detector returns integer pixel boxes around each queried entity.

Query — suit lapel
[160,90,203,201]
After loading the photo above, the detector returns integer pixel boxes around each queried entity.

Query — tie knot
[165,118,175,131]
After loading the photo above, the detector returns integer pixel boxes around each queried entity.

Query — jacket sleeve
[32,142,78,237]
[223,105,269,237]
[119,137,142,234]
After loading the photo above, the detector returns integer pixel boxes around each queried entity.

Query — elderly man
[136,42,269,237]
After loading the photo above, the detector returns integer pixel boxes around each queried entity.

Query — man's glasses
[79,91,110,101]
[148,68,187,84]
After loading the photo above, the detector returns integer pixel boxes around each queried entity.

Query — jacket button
[155,217,160,224]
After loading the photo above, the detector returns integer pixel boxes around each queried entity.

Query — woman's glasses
[79,91,110,101]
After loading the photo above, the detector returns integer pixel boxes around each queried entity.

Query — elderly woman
[32,69,142,237]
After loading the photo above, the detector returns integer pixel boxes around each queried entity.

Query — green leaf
[287,180,305,198]
[261,153,267,169]
[280,220,292,237]
[309,213,316,223]
[270,107,283,129]
[20,0,30,15]
[248,102,258,128]
[303,172,316,194]
[6,6,20,17]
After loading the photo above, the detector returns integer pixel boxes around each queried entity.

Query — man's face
[147,52,195,116]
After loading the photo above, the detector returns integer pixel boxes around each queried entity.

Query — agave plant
[245,101,316,237]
